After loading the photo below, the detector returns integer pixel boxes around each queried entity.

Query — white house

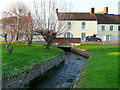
[96,14,120,41]
[57,9,98,41]
[57,7,120,42]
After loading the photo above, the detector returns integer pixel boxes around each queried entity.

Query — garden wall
[71,47,92,58]
[2,53,65,88]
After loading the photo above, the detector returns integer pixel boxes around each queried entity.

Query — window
[64,32,73,38]
[106,35,111,41]
[6,25,11,29]
[82,22,86,29]
[67,22,71,29]
[2,25,6,29]
[0,25,3,30]
[118,26,120,31]
[110,26,113,31]
[119,35,120,41]
[101,26,105,31]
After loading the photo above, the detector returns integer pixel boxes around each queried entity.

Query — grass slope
[76,44,119,88]
[2,43,64,79]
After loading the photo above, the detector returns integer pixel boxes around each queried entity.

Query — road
[81,41,120,46]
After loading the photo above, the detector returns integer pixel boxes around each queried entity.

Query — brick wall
[52,38,81,43]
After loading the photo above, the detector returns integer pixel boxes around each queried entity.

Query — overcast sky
[0,0,119,19]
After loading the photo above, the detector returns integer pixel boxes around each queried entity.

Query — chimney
[28,11,32,22]
[56,8,58,16]
[90,7,95,14]
[28,11,31,17]
[104,7,108,14]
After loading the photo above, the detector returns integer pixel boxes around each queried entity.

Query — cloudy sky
[0,0,119,18]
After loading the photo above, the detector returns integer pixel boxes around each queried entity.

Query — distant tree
[2,2,34,46]
[20,14,33,46]
[1,18,16,53]
[2,2,29,42]
[33,0,70,49]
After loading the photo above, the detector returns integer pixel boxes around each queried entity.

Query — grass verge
[2,43,64,79]
[76,44,119,88]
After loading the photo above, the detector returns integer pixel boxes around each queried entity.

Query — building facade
[57,7,120,42]
[97,24,119,41]
[96,14,120,41]
[1,7,120,42]
[60,20,98,41]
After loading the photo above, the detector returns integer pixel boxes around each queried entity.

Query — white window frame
[110,26,113,31]
[101,26,105,31]
[67,22,72,30]
[118,26,120,31]
[0,25,2,30]
[64,32,73,38]
[81,22,86,30]
[106,35,111,41]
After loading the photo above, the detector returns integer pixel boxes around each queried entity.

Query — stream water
[29,49,87,88]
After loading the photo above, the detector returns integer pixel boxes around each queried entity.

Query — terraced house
[0,7,120,42]
[57,7,120,42]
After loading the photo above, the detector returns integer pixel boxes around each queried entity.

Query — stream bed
[29,50,87,88]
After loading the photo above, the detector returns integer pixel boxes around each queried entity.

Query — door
[81,33,86,41]
[119,34,120,41]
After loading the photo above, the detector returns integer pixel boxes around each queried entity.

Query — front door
[81,33,86,41]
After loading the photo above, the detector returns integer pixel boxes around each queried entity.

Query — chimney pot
[90,8,95,14]
[104,7,108,14]
[56,8,58,16]
[28,11,31,17]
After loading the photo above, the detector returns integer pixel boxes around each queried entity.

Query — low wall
[2,53,65,88]
[52,38,81,43]
[71,47,92,58]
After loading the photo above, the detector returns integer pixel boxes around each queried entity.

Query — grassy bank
[76,44,119,88]
[2,43,64,79]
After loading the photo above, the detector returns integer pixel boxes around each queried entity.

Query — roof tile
[95,14,120,24]
[58,13,97,20]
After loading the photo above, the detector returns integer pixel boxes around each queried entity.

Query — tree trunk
[16,33,19,42]
[28,41,32,46]
[27,36,32,46]
[1,34,14,54]
[6,45,13,54]
[6,44,9,53]
[46,41,51,49]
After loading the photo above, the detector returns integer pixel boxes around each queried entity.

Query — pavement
[81,41,120,46]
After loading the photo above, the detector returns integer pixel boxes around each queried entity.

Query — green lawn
[2,43,64,79]
[76,44,119,88]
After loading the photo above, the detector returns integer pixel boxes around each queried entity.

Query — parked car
[85,36,102,42]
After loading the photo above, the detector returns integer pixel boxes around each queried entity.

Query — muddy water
[29,51,87,88]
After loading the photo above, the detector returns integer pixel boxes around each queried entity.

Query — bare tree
[33,0,70,49]
[2,16,17,38]
[20,15,33,46]
[36,30,57,48]
[2,2,29,42]
[1,17,16,53]
[1,33,15,54]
